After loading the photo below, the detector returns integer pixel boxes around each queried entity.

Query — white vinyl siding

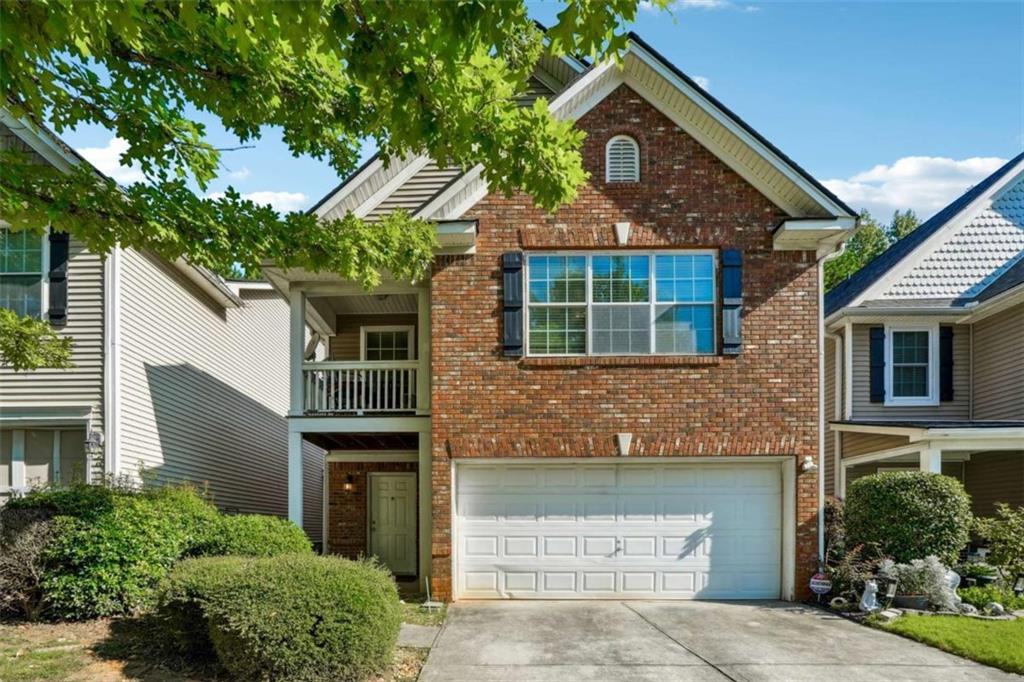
[117,249,323,537]
[972,303,1024,420]
[605,135,640,183]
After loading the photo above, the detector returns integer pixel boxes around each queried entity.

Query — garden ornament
[986,602,1006,616]
[958,603,978,615]
[860,580,880,613]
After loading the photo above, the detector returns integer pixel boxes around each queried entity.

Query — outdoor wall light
[801,456,818,473]
[343,474,355,493]
[1014,575,1024,596]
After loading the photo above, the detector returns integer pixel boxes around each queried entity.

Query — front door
[369,473,417,576]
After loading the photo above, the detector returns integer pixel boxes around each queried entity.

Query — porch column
[289,288,306,416]
[288,431,304,528]
[919,446,943,473]
[416,286,431,413]
[418,430,432,592]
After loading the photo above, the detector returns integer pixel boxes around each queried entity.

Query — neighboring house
[824,152,1024,519]
[0,115,324,539]
[264,32,858,601]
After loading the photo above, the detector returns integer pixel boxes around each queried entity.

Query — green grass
[877,615,1024,674]
[399,596,447,627]
[0,633,92,682]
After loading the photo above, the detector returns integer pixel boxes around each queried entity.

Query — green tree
[0,0,666,369]
[824,210,889,290]
[0,308,73,371]
[886,208,920,243]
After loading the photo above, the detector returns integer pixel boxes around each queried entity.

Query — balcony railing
[302,361,417,414]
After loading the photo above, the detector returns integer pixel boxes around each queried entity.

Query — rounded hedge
[192,513,312,558]
[159,554,401,681]
[845,471,972,565]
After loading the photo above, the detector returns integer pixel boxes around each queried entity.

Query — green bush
[974,504,1024,581]
[193,514,312,557]
[958,585,1024,611]
[845,471,972,565]
[159,554,401,681]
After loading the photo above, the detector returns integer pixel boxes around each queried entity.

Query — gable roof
[825,151,1024,318]
[310,32,856,225]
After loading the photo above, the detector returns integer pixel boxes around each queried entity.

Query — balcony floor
[304,431,420,450]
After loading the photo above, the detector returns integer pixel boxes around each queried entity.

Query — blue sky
[68,1,1023,221]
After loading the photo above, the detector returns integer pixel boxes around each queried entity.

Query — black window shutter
[721,249,742,355]
[939,326,954,401]
[502,252,524,357]
[48,230,70,327]
[869,326,885,403]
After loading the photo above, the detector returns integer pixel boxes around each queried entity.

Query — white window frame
[523,250,718,358]
[359,325,415,362]
[884,323,939,406]
[605,134,640,183]
[0,225,50,319]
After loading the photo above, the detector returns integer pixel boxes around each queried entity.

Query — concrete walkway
[397,623,440,649]
[419,601,1017,681]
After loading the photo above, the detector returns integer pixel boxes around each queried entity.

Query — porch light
[801,456,818,473]
[343,474,355,493]
[1014,575,1024,596]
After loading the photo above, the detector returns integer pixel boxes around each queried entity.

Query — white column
[418,429,433,592]
[416,286,431,413]
[10,429,25,491]
[919,446,942,473]
[839,455,848,499]
[289,289,306,416]
[288,431,304,528]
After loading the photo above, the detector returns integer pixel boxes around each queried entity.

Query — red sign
[809,573,832,595]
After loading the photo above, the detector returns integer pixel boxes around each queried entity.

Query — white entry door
[369,473,417,575]
[455,461,782,599]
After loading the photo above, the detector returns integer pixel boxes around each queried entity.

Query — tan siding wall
[851,323,970,420]
[964,451,1024,518]
[117,250,323,537]
[841,432,910,459]
[328,314,418,361]
[972,304,1024,420]
[824,337,836,495]
[0,238,105,432]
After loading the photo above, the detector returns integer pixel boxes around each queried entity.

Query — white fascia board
[959,283,1024,323]
[1,110,79,172]
[920,427,1024,442]
[826,308,967,330]
[774,217,858,252]
[170,258,240,308]
[353,155,432,218]
[435,220,478,254]
[846,161,1024,311]
[312,156,385,219]
[829,422,924,438]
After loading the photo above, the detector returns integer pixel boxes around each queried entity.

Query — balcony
[302,361,418,414]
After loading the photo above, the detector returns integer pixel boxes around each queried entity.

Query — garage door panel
[456,462,782,600]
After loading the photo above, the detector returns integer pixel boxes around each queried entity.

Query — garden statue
[986,602,1006,616]
[959,603,978,615]
[860,580,880,612]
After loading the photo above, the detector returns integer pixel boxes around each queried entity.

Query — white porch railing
[302,361,418,414]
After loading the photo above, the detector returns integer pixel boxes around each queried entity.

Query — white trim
[0,110,78,172]
[326,451,418,463]
[289,290,306,416]
[418,430,432,592]
[51,429,61,484]
[353,156,432,219]
[884,323,939,407]
[288,430,304,527]
[605,134,640,183]
[312,156,385,219]
[781,458,796,601]
[360,325,415,362]
[103,247,120,477]
[288,415,431,434]
[9,429,25,491]
[0,227,49,319]
[842,321,853,419]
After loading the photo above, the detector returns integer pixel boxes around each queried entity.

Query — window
[605,135,640,183]
[885,325,938,405]
[0,227,46,317]
[526,252,717,356]
[361,326,413,361]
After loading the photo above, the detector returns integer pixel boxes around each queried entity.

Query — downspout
[103,247,121,478]
[817,240,847,571]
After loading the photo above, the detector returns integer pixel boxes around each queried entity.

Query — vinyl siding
[824,336,836,495]
[117,250,323,537]
[964,451,1024,518]
[362,161,462,222]
[841,432,910,459]
[851,323,970,420]
[972,303,1023,420]
[329,314,418,361]
[0,237,105,432]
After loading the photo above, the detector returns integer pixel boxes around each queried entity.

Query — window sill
[520,355,725,368]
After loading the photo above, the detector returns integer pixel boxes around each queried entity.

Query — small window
[605,135,640,183]
[361,326,413,361]
[885,325,938,405]
[0,227,45,317]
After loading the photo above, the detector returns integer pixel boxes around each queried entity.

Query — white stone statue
[860,580,880,613]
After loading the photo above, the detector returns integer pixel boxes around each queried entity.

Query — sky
[68,1,1024,222]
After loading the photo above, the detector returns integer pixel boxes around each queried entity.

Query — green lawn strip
[0,632,91,682]
[876,615,1024,675]
[399,597,447,627]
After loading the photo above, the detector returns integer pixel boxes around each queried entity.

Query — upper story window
[526,252,716,356]
[0,227,46,318]
[884,324,938,406]
[361,325,413,361]
[605,135,640,183]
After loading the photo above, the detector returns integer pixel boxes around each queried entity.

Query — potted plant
[880,557,957,611]
[958,562,998,587]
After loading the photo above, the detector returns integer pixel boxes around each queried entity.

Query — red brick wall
[327,461,418,568]
[429,84,821,599]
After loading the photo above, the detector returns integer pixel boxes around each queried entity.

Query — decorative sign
[809,573,832,595]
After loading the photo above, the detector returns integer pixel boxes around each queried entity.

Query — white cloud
[227,166,251,180]
[678,0,728,7]
[823,156,1008,220]
[75,137,145,184]
[208,190,309,214]
[693,75,711,90]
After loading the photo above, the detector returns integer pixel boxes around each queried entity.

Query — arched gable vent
[605,135,640,183]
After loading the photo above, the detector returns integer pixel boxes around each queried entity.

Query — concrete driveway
[419,601,1017,681]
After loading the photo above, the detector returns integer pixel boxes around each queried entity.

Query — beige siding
[329,314,418,361]
[0,238,105,432]
[851,323,970,420]
[972,304,1024,420]
[964,451,1024,518]
[362,161,462,222]
[117,250,323,537]
[841,432,910,459]
[824,337,836,495]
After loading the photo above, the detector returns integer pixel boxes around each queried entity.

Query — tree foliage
[0,308,73,371]
[825,209,920,291]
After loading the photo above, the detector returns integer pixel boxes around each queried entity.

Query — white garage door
[455,461,782,599]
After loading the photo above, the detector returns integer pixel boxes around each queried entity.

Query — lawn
[877,615,1024,675]
[400,594,448,627]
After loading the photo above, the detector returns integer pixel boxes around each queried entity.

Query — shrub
[193,514,312,558]
[879,555,958,611]
[846,472,972,565]
[156,556,247,660]
[958,585,1024,611]
[0,507,55,620]
[160,554,401,681]
[974,504,1024,581]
